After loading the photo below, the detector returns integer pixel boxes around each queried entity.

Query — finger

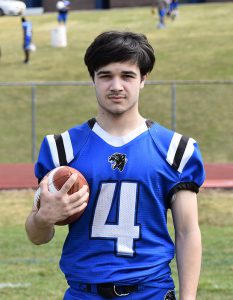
[72,191,89,208]
[70,201,88,216]
[76,184,89,196]
[60,173,78,194]
[36,176,49,209]
[69,185,89,204]
[40,175,49,192]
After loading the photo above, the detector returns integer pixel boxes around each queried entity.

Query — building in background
[42,0,153,12]
[24,0,42,8]
[23,0,232,11]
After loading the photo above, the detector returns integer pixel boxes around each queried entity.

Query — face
[94,62,147,117]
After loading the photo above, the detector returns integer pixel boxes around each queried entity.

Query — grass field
[0,4,232,300]
[0,3,232,163]
[0,189,232,299]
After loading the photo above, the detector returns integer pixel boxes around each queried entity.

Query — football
[34,166,89,225]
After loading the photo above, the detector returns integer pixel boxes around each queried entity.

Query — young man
[25,31,205,300]
[21,17,33,64]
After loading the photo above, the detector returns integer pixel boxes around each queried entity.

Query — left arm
[171,190,202,300]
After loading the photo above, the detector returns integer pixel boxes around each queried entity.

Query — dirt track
[0,163,232,190]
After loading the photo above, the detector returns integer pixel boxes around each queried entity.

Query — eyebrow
[96,70,138,77]
[96,71,111,76]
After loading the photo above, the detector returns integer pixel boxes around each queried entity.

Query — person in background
[167,0,179,20]
[25,30,205,300]
[21,17,32,64]
[156,0,168,29]
[56,0,71,25]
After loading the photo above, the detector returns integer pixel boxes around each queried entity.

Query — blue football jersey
[35,119,205,288]
[22,21,32,39]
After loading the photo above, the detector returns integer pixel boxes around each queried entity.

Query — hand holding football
[34,166,89,225]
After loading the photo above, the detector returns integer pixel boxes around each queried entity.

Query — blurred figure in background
[56,0,71,25]
[156,0,168,29]
[21,17,32,64]
[167,0,179,20]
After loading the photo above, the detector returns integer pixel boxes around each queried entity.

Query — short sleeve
[34,136,56,182]
[167,141,205,206]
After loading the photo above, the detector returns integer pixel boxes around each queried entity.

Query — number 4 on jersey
[91,182,140,256]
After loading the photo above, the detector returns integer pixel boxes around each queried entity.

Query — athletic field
[0,189,232,299]
[0,3,232,163]
[0,2,232,299]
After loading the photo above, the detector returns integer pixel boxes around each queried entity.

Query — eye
[122,74,136,80]
[98,74,111,80]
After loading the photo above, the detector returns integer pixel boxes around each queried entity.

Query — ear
[140,74,148,89]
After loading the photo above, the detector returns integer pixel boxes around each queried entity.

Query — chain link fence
[0,80,232,163]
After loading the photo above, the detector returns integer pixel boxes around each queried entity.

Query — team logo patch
[108,153,128,172]
[164,290,176,300]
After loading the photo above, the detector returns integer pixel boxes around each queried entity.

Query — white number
[91,182,140,256]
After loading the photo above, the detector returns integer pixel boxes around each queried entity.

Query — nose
[110,77,123,92]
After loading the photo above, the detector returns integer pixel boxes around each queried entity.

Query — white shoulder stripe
[178,138,195,173]
[46,134,60,167]
[61,131,74,163]
[166,132,182,166]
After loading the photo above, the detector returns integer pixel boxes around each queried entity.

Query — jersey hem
[167,182,199,207]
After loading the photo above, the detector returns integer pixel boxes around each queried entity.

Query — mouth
[107,94,126,100]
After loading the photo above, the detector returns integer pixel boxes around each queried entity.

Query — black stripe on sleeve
[172,135,189,170]
[54,134,67,166]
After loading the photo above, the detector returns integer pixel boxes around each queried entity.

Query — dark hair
[21,17,26,22]
[84,31,155,80]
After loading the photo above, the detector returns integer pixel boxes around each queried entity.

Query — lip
[108,97,126,104]
[108,95,126,99]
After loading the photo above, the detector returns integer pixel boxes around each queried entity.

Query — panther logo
[108,153,128,172]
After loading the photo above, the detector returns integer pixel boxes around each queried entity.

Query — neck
[96,112,145,136]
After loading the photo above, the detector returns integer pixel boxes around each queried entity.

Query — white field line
[0,282,31,289]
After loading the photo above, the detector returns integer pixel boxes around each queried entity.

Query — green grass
[1,4,232,81]
[0,189,232,299]
[0,3,233,163]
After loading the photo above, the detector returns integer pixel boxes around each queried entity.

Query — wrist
[179,295,196,300]
[34,211,55,229]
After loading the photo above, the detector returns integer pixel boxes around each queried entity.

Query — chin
[107,108,126,116]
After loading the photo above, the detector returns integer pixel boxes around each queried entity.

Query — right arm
[25,206,55,245]
[25,174,89,245]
